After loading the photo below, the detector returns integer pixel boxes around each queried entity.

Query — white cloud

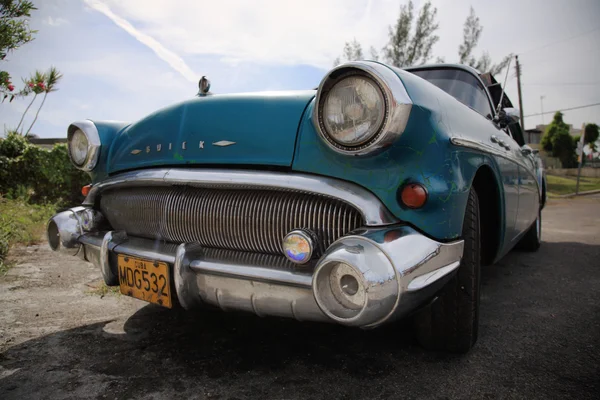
[83,0,198,83]
[44,16,69,27]
[96,0,397,69]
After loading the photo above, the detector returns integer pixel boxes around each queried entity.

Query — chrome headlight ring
[67,120,101,172]
[313,61,413,156]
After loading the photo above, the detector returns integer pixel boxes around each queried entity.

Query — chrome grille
[99,186,363,255]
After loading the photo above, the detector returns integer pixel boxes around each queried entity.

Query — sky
[1,0,599,138]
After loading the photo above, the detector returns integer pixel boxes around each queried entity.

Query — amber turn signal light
[81,184,92,197]
[400,183,427,209]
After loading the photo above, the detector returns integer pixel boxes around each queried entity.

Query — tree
[584,123,599,167]
[26,66,62,136]
[584,123,599,145]
[552,130,577,168]
[541,111,567,152]
[333,38,364,66]
[16,69,45,133]
[541,112,577,168]
[383,0,439,67]
[458,7,511,75]
[0,0,36,100]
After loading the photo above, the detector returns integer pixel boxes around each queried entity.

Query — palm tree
[25,66,62,137]
[16,70,46,135]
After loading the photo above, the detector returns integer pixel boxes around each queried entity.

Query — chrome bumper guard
[48,207,464,328]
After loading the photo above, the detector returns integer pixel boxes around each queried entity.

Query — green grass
[88,281,121,298]
[546,175,600,196]
[0,196,57,273]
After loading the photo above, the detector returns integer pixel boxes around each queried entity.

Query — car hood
[106,90,315,174]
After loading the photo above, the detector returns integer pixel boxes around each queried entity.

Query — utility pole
[575,123,586,195]
[540,95,546,125]
[515,55,526,140]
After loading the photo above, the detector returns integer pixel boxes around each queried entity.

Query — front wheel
[413,187,481,353]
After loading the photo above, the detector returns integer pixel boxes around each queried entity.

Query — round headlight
[69,129,89,166]
[321,75,385,148]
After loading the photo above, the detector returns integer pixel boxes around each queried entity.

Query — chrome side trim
[313,60,413,156]
[68,120,101,171]
[450,136,508,159]
[450,136,540,191]
[84,168,398,226]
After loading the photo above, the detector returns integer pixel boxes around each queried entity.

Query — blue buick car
[47,61,545,353]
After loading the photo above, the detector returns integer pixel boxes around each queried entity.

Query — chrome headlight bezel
[313,61,413,156]
[67,120,100,171]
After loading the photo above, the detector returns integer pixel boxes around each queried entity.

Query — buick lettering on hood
[47,61,545,353]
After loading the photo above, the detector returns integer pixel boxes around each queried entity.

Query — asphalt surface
[1,196,599,400]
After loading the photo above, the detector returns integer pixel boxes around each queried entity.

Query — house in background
[525,128,542,144]
[27,137,67,150]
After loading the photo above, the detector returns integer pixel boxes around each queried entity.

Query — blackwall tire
[413,187,481,353]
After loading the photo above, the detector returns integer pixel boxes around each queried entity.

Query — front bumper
[48,207,463,328]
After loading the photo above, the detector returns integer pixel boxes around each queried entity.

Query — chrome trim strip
[450,136,508,159]
[189,260,313,288]
[68,120,101,172]
[313,60,413,156]
[84,168,398,226]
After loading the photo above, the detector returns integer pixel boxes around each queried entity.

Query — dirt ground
[1,196,599,400]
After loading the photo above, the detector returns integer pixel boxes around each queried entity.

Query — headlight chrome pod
[67,120,101,171]
[313,61,412,156]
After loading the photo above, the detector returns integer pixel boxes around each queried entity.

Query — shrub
[0,132,90,205]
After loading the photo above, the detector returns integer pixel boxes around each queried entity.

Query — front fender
[292,62,506,241]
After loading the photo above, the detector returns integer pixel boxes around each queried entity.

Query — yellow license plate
[118,255,172,308]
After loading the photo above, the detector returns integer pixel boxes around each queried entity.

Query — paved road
[1,197,599,400]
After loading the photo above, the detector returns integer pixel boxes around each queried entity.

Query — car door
[507,123,540,237]
[490,127,521,254]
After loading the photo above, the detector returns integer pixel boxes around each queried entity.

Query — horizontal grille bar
[99,186,363,255]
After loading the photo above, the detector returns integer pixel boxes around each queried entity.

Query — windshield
[409,68,494,119]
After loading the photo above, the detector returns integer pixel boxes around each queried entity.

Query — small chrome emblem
[213,140,236,147]
[131,138,231,155]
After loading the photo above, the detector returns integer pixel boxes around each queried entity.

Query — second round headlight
[321,75,385,148]
[69,129,89,166]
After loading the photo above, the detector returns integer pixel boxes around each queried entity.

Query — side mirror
[504,107,520,122]
[521,145,533,156]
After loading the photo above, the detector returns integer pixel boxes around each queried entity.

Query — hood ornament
[198,76,211,97]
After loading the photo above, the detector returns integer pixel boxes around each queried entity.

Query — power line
[517,26,600,56]
[523,102,600,118]
[523,82,600,87]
